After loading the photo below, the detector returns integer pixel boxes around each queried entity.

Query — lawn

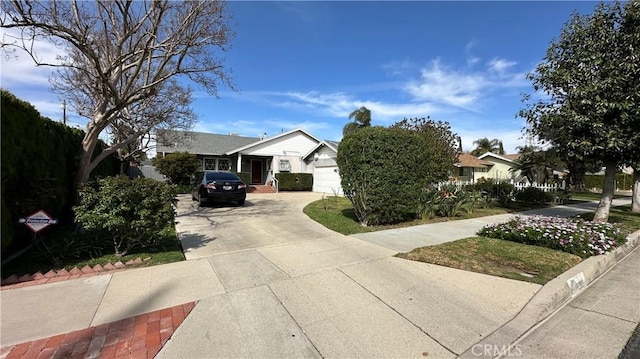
[396,237,582,285]
[306,195,639,285]
[567,191,629,202]
[303,195,546,235]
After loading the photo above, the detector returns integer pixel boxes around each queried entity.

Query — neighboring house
[156,129,343,194]
[478,152,524,182]
[453,152,525,183]
[453,153,491,182]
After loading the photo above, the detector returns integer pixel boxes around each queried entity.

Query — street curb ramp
[459,229,640,359]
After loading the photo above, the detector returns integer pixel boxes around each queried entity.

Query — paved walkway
[0,194,636,358]
[351,198,632,252]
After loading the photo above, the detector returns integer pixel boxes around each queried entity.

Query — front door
[251,160,263,184]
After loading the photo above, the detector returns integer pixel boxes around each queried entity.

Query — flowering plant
[477,215,627,258]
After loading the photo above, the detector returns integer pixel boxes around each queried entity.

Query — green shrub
[153,152,200,185]
[275,173,313,191]
[74,176,177,256]
[471,179,515,205]
[418,185,482,219]
[174,184,192,194]
[514,187,554,205]
[236,172,251,185]
[338,126,448,226]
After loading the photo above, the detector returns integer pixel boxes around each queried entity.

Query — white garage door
[313,166,343,195]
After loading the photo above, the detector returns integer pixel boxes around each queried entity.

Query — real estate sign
[18,210,58,233]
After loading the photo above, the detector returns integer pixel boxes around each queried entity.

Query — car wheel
[197,192,206,207]
[237,199,245,206]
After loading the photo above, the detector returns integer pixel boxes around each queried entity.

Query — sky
[0,1,602,155]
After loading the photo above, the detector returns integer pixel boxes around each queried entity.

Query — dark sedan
[192,171,247,206]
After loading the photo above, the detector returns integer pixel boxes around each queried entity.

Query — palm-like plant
[343,106,372,136]
[510,146,561,184]
[470,137,504,156]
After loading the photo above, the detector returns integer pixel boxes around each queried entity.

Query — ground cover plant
[396,237,582,285]
[1,225,184,278]
[478,215,628,258]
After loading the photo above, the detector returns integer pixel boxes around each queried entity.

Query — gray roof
[325,140,340,150]
[156,130,260,156]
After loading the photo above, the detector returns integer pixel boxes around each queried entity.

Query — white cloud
[404,59,485,110]
[275,91,438,124]
[381,58,415,76]
[465,40,481,67]
[0,28,62,87]
[488,58,517,74]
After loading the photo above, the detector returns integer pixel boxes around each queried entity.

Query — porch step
[248,184,277,193]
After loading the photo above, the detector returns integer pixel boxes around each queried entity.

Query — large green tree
[470,137,504,156]
[342,106,372,136]
[519,1,640,221]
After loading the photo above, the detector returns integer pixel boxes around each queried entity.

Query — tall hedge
[337,126,444,226]
[584,173,633,191]
[274,173,313,191]
[1,90,117,253]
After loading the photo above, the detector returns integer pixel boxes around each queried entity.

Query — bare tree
[1,0,234,187]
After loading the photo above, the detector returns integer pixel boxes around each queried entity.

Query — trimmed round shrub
[337,126,443,226]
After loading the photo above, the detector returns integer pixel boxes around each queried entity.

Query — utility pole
[61,100,66,125]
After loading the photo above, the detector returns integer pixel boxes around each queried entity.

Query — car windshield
[205,172,241,182]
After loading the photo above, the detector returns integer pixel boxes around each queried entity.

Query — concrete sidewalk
[351,198,632,252]
[0,196,637,358]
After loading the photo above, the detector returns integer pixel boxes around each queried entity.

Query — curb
[459,229,640,359]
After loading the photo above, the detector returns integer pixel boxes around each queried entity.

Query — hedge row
[275,173,313,191]
[1,90,118,253]
[584,174,633,191]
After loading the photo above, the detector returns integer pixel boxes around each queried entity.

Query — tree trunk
[73,117,106,202]
[593,160,617,222]
[632,165,640,213]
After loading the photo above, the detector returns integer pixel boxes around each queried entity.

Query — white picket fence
[512,181,566,192]
[438,180,565,191]
[437,180,567,203]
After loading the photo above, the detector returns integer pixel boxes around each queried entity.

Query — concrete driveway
[161,192,542,357]
[175,192,340,259]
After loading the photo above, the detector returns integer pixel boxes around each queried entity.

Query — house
[453,152,525,183]
[302,140,342,195]
[156,129,343,194]
[453,153,491,182]
[478,152,524,182]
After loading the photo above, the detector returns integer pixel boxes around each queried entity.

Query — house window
[279,160,291,172]
[218,159,231,171]
[458,167,465,177]
[203,158,232,171]
[204,158,217,170]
